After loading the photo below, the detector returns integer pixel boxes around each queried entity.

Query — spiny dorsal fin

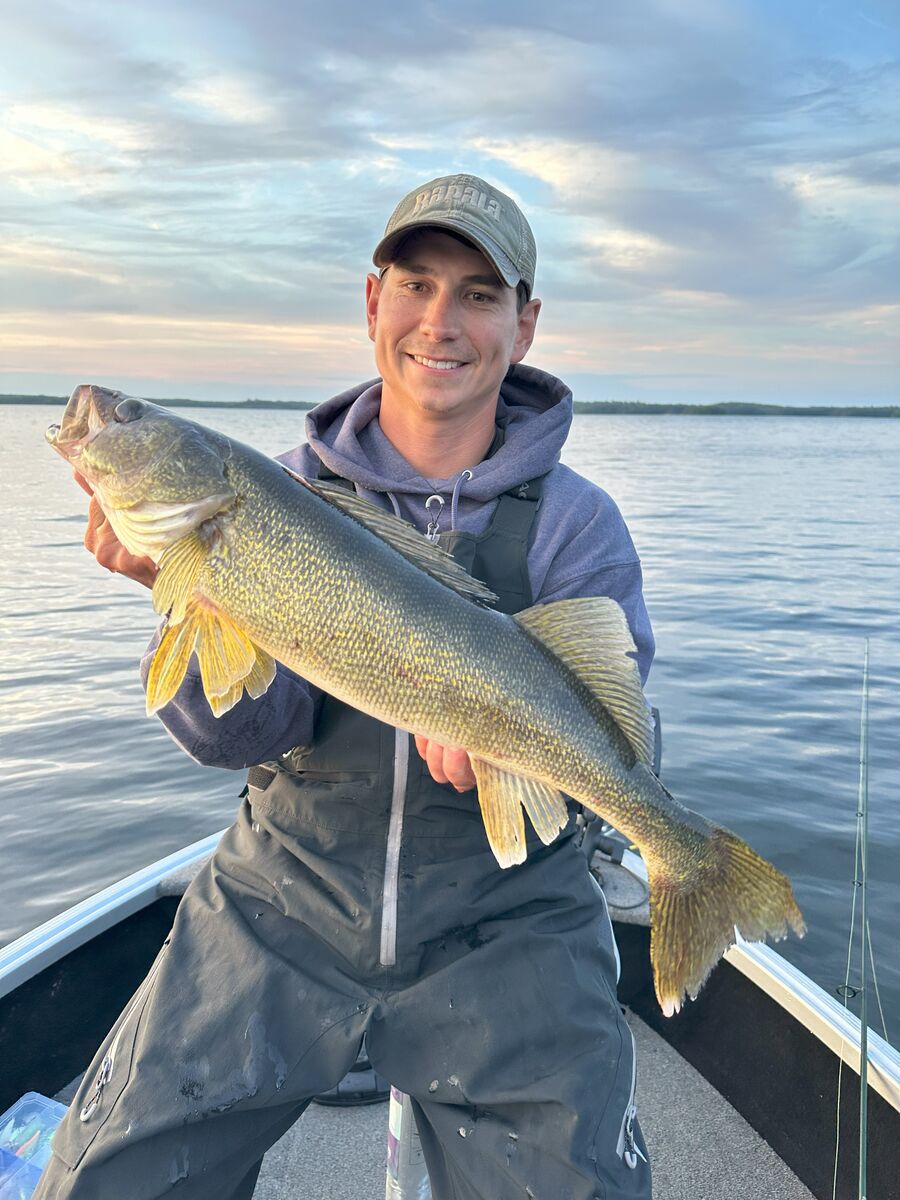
[514,597,654,768]
[470,759,569,868]
[146,599,276,718]
[289,472,497,608]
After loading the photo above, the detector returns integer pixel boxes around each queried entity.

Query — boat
[1,812,897,1199]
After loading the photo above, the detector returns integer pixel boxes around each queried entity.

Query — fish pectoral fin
[292,474,498,608]
[514,597,654,768]
[151,529,211,623]
[146,599,275,717]
[471,760,568,867]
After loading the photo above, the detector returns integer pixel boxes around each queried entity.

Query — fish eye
[114,397,146,423]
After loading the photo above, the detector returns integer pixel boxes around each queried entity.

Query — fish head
[47,384,235,561]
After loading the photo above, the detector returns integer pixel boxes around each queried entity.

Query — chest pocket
[285,697,388,780]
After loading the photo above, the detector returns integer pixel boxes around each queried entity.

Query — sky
[1,0,898,406]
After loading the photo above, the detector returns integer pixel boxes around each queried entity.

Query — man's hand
[414,736,477,793]
[75,472,158,589]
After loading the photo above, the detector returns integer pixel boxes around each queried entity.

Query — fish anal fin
[518,776,569,845]
[471,760,568,867]
[514,597,654,768]
[292,473,497,608]
[152,529,211,624]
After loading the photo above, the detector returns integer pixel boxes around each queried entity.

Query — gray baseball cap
[373,173,537,299]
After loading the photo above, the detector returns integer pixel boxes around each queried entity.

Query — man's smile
[407,353,470,373]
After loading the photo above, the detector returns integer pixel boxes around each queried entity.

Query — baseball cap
[373,174,537,299]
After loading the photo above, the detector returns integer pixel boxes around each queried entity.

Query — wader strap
[244,459,545,784]
[316,462,355,491]
[446,475,544,614]
[247,763,277,791]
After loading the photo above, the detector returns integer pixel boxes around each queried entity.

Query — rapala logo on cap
[413,183,502,221]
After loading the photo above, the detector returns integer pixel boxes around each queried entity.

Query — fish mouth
[45,384,132,461]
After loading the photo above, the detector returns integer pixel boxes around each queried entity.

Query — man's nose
[419,289,461,340]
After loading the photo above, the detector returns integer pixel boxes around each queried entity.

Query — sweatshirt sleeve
[140,627,318,770]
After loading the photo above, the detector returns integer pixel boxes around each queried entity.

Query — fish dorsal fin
[514,596,654,768]
[289,472,497,608]
[146,597,276,718]
[471,758,569,868]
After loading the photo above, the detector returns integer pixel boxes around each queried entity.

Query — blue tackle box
[0,1093,68,1199]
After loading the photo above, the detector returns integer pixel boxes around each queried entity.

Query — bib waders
[36,477,651,1200]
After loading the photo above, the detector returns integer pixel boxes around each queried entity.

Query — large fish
[47,384,804,1013]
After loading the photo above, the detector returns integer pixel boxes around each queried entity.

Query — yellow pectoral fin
[472,760,567,868]
[145,599,275,718]
[151,531,210,624]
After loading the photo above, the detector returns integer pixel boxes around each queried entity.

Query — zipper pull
[623,1103,647,1168]
[424,494,444,543]
[79,1053,113,1122]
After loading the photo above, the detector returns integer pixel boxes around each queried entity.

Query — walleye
[47,384,805,1014]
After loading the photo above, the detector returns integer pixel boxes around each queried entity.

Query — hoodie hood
[303,363,573,503]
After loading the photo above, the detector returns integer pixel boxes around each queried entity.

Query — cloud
[0,0,897,404]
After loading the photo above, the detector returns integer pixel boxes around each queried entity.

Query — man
[37,174,655,1199]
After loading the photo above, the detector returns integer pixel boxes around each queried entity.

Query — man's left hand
[414,736,476,793]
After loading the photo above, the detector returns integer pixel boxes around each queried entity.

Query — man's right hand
[75,472,158,589]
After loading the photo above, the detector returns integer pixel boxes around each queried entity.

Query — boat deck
[253,1011,815,1200]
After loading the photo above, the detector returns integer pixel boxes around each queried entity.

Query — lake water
[2,402,897,1040]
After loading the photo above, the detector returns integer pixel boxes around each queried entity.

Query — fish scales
[46,384,805,1013]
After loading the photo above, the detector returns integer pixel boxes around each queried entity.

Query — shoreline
[3,394,898,417]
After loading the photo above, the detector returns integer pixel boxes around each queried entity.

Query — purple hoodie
[143,364,654,769]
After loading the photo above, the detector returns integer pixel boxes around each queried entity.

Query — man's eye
[470,291,496,304]
[404,281,426,293]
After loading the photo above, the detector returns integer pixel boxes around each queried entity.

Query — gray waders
[35,476,651,1200]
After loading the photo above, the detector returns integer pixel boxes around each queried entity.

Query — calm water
[2,403,897,1039]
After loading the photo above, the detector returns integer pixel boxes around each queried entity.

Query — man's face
[365,230,540,424]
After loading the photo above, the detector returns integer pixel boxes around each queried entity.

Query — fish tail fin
[648,825,806,1016]
[146,598,276,717]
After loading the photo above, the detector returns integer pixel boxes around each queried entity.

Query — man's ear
[365,272,382,342]
[511,297,541,364]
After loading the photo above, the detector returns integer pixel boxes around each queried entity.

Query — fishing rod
[831,639,873,1200]
[857,640,869,1200]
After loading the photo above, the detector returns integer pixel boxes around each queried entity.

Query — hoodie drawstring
[450,470,473,531]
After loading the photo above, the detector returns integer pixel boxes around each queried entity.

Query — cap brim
[373,217,522,291]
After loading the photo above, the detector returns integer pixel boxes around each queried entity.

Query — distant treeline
[0,395,315,410]
[3,394,898,417]
[572,400,900,417]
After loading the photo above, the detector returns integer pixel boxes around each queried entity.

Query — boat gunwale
[2,834,898,1117]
